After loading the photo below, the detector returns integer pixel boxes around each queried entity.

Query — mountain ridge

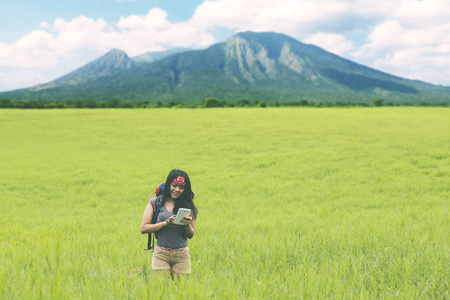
[2,31,449,104]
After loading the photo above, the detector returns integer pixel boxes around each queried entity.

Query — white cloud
[0,16,118,90]
[357,19,450,54]
[0,16,114,75]
[52,16,111,54]
[115,8,216,55]
[394,0,450,25]
[373,48,450,85]
[191,0,351,37]
[117,8,170,30]
[16,30,54,49]
[352,18,450,85]
[303,33,354,56]
[0,68,49,91]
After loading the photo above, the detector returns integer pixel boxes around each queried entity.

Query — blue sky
[1,0,449,91]
[0,0,205,42]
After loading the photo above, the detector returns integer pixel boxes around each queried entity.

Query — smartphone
[173,208,191,225]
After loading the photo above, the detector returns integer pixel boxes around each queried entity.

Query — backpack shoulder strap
[145,195,163,251]
[151,195,163,223]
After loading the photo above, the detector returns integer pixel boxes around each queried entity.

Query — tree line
[0,98,448,109]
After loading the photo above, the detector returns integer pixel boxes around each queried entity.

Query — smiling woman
[140,168,198,280]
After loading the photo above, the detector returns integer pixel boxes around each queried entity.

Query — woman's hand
[184,215,196,239]
[165,215,176,226]
[182,215,193,226]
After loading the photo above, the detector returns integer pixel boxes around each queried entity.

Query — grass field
[0,108,448,299]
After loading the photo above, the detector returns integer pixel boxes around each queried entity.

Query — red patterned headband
[172,176,186,186]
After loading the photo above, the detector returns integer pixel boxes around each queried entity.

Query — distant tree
[256,100,267,108]
[334,101,345,106]
[74,101,83,108]
[54,102,65,109]
[0,99,11,108]
[161,101,176,108]
[373,99,384,107]
[299,100,309,106]
[119,102,133,108]
[203,98,225,107]
[111,100,120,108]
[236,99,250,107]
[84,100,97,108]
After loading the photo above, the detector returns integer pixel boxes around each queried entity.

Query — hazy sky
[1,0,449,91]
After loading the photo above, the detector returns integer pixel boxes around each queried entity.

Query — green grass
[0,108,448,299]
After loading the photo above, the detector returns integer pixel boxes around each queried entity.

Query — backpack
[145,183,194,250]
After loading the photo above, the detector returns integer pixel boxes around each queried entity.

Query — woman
[140,169,198,279]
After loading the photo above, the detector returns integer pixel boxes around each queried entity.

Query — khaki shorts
[152,245,191,274]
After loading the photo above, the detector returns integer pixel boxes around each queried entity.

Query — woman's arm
[140,204,175,234]
[183,214,196,239]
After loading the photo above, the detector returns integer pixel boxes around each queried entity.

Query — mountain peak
[222,31,316,81]
[54,48,134,83]
[106,48,127,56]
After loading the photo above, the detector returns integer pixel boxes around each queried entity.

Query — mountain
[53,49,135,83]
[2,31,449,104]
[52,48,191,83]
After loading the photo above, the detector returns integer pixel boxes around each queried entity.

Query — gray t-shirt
[155,205,188,249]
